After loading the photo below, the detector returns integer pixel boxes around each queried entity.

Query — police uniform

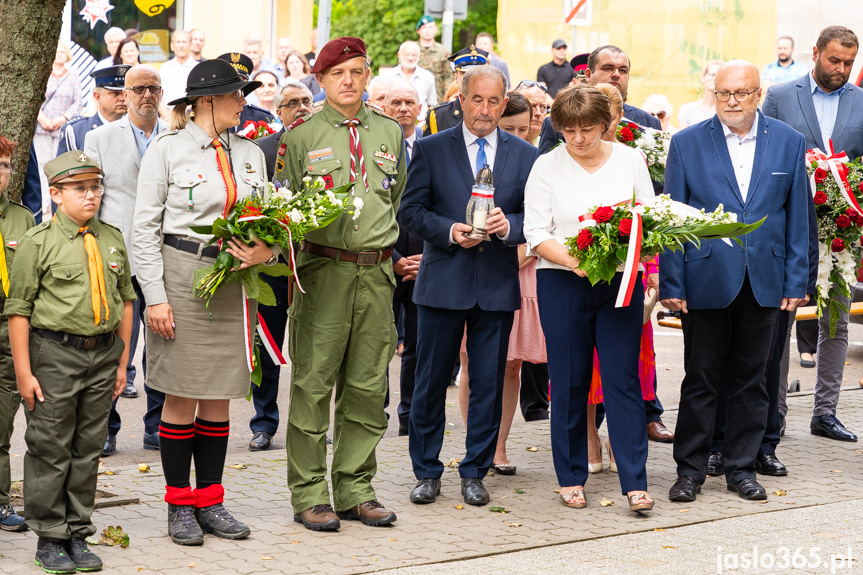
[0,193,36,531]
[421,45,488,136]
[6,152,134,551]
[274,37,405,524]
[55,66,131,156]
[416,16,454,102]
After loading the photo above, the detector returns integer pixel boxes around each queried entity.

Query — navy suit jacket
[23,144,42,223]
[393,130,424,268]
[659,114,809,309]
[398,124,538,311]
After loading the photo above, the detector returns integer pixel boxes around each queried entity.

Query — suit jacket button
[478,246,484,252]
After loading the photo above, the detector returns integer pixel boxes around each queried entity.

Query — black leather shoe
[121,381,139,398]
[248,431,272,451]
[727,477,767,500]
[398,424,409,436]
[755,453,787,476]
[461,478,489,506]
[706,451,724,476]
[102,434,117,457]
[811,414,858,442]
[669,476,701,502]
[410,478,441,504]
[143,432,160,450]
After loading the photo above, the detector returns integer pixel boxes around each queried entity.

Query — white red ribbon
[615,210,643,308]
[241,286,254,373]
[237,214,304,294]
[806,141,863,217]
[256,312,287,365]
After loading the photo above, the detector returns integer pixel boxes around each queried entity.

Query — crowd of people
[0,15,861,574]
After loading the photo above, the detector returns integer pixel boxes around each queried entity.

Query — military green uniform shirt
[419,41,454,103]
[6,209,136,335]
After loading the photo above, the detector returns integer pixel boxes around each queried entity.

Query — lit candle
[473,209,487,230]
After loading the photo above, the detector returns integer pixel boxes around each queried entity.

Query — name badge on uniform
[278,143,286,157]
[308,147,335,163]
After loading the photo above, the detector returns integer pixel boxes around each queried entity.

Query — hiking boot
[66,538,103,571]
[0,503,27,532]
[195,503,250,539]
[167,503,204,545]
[34,538,77,574]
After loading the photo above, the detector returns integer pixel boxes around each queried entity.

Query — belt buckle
[82,337,98,349]
[356,252,377,266]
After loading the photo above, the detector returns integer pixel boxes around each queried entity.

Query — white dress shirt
[384,65,438,116]
[721,112,760,202]
[160,56,198,109]
[404,131,417,161]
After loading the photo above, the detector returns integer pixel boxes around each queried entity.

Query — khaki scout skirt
[145,244,256,399]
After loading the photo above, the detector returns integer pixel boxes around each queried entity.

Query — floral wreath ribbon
[577,200,643,308]
[806,140,863,218]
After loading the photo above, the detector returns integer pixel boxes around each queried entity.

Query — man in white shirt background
[158,30,195,119]
[94,27,126,71]
[190,29,206,61]
[384,41,437,119]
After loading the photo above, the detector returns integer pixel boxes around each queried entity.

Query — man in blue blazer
[659,61,809,502]
[762,25,862,443]
[398,65,538,506]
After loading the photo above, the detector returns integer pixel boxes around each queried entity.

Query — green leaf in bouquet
[216,249,234,270]
[258,262,293,277]
[189,225,214,235]
[252,277,277,306]
[210,218,233,239]
[251,346,263,388]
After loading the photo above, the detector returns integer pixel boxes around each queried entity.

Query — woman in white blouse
[523,84,655,513]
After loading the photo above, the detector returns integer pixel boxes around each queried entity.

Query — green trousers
[0,318,19,507]
[286,252,396,513]
[24,332,123,541]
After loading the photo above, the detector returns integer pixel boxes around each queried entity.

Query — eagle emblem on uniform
[77,153,87,162]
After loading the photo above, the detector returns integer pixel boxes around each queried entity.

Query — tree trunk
[0,0,67,202]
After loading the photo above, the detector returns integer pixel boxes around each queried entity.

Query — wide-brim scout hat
[45,151,103,185]
[167,59,261,107]
[310,37,367,75]
[448,45,489,70]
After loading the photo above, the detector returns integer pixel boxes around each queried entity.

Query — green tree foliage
[317,0,498,73]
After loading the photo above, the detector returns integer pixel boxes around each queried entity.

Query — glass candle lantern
[464,164,494,241]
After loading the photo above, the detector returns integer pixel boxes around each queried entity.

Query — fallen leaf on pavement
[600,498,614,507]
[829,470,843,473]
[498,495,508,499]
[507,523,522,527]
[489,506,511,513]
[772,489,786,496]
[228,463,249,470]
[453,504,464,510]
[678,509,690,513]
[854,450,863,454]
[526,446,539,452]
[513,489,525,494]
[261,557,273,560]
[389,538,397,542]
[138,463,150,473]
[446,458,461,469]
[654,528,667,532]
[554,489,561,494]
[189,562,197,568]
[87,526,130,548]
[290,541,300,544]
[103,471,116,476]
[661,546,677,549]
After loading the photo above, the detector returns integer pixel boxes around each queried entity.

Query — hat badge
[231,52,241,63]
[344,47,350,54]
[469,45,477,56]
[77,153,87,163]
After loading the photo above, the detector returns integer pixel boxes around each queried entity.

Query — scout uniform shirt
[0,193,37,309]
[274,101,406,251]
[6,210,136,336]
[419,41,454,103]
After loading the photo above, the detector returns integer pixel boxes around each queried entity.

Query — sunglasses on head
[516,80,548,93]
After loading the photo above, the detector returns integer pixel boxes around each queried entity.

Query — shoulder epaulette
[97,218,123,234]
[27,220,52,236]
[153,129,179,142]
[287,116,310,131]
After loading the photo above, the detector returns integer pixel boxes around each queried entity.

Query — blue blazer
[659,114,809,309]
[398,124,538,311]
[762,76,863,160]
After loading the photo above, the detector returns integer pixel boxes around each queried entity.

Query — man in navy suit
[660,60,809,502]
[399,65,538,506]
[762,25,862,443]
[384,82,424,435]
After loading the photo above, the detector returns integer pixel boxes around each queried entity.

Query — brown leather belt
[301,240,392,265]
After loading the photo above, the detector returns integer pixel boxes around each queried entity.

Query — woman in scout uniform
[133,59,271,546]
[0,136,36,535]
[7,150,135,573]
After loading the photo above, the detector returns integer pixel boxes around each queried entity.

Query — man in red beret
[274,37,406,532]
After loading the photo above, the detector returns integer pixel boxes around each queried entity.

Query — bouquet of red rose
[566,194,764,306]
[238,119,279,140]
[190,178,360,307]
[616,121,671,184]
[806,147,863,336]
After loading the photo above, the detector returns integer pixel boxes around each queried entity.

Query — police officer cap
[217,52,254,79]
[416,15,435,30]
[448,45,489,70]
[89,65,132,91]
[168,59,261,107]
[45,151,103,186]
[310,37,367,75]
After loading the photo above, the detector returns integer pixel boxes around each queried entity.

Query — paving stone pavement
[1,389,862,575]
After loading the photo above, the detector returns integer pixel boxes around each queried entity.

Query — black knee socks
[193,418,230,489]
[159,421,195,490]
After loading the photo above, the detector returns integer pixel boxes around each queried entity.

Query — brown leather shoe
[647,420,674,443]
[337,500,397,526]
[293,504,340,531]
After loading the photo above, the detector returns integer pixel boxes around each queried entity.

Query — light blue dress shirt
[131,119,160,158]
[809,72,847,151]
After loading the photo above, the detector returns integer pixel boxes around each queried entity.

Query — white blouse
[523,142,655,271]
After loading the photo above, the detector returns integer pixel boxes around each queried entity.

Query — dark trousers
[796,317,818,354]
[537,269,647,494]
[250,272,291,436]
[519,361,549,421]
[393,279,417,429]
[711,310,789,456]
[675,276,778,485]
[107,277,164,437]
[409,304,512,480]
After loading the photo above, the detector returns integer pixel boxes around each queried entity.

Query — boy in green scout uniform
[6,151,135,574]
[274,37,405,531]
[0,136,36,534]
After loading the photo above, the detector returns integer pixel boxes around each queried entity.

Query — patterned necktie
[475,137,488,176]
[212,139,238,217]
[343,118,368,190]
[0,215,8,296]
[79,227,109,325]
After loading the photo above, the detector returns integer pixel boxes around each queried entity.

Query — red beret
[311,36,367,74]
